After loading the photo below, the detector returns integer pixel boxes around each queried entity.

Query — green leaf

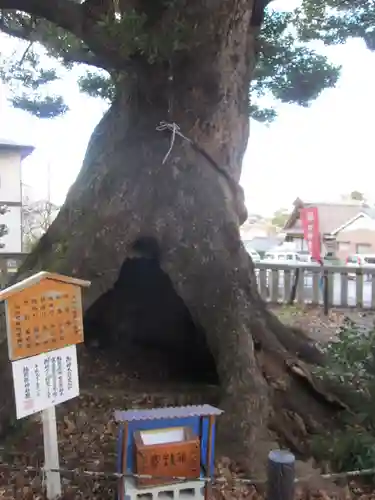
[11,94,68,118]
[0,0,373,121]
[78,71,115,102]
[296,0,375,51]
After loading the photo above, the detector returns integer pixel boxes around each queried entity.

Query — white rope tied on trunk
[156,121,192,164]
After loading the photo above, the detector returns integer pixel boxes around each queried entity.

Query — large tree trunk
[0,0,343,473]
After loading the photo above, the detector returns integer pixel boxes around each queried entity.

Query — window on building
[356,243,371,254]
[338,241,350,252]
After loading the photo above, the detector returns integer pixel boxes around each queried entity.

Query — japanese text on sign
[300,206,321,263]
[12,345,79,419]
[142,451,188,469]
[6,279,84,361]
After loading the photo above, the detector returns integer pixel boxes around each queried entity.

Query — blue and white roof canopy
[114,405,223,423]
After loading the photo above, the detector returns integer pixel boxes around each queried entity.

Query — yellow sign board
[0,272,90,361]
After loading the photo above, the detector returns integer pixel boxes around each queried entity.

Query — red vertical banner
[300,207,321,263]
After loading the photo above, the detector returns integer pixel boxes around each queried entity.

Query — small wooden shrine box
[0,271,90,361]
[134,426,200,487]
[115,404,223,497]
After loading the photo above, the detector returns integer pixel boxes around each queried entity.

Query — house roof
[0,271,91,301]
[114,404,223,422]
[0,138,35,160]
[331,209,375,235]
[284,199,371,235]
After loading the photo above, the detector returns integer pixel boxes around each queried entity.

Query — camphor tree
[0,0,374,473]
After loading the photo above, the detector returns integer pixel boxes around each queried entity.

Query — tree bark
[0,0,343,473]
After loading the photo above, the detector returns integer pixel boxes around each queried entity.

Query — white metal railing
[254,263,375,309]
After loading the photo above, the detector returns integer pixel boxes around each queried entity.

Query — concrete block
[123,477,205,500]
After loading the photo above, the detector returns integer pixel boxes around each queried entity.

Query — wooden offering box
[114,404,224,500]
[134,426,200,488]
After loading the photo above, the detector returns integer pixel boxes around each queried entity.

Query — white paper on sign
[12,345,79,419]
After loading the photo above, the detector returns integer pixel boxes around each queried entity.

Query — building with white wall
[0,139,34,253]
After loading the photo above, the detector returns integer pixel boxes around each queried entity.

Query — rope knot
[156,121,190,164]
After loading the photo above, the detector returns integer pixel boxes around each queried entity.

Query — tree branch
[0,0,86,38]
[0,18,30,42]
[0,16,109,69]
[58,48,110,68]
[0,0,127,70]
[250,0,274,27]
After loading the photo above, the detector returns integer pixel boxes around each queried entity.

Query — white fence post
[42,406,62,499]
[254,262,375,309]
[341,271,349,307]
[356,271,364,308]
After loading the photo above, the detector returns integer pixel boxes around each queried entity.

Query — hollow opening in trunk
[83,238,218,385]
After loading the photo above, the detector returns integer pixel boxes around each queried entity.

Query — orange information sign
[0,272,90,361]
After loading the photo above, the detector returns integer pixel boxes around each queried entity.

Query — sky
[0,17,375,217]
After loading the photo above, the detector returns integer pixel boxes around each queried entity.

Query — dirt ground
[270,305,375,343]
[0,305,374,499]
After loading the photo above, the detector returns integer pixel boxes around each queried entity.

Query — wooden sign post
[43,405,61,499]
[0,271,90,499]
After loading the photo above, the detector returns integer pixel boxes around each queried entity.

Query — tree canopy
[0,0,373,122]
[22,198,60,251]
[349,190,366,202]
[341,191,367,202]
[271,207,290,228]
